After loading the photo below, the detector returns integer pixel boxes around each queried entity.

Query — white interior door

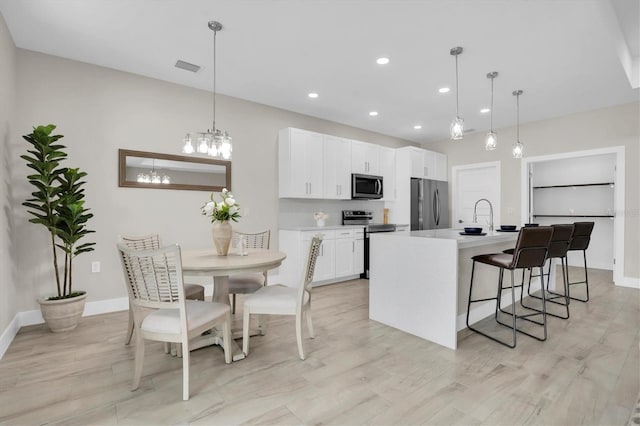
[452,162,501,229]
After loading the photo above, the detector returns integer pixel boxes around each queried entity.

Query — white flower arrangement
[202,188,241,223]
[314,211,328,221]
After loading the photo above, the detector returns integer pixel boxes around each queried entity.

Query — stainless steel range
[342,210,396,278]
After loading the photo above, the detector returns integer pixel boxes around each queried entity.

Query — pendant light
[182,21,233,160]
[485,72,498,150]
[449,46,464,140]
[512,90,524,159]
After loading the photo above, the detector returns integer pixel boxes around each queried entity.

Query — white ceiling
[0,0,638,144]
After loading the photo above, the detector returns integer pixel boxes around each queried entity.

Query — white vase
[212,220,232,256]
[316,219,326,227]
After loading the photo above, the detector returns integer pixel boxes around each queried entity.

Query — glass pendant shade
[512,141,524,158]
[162,175,171,184]
[182,134,194,154]
[485,131,497,150]
[450,117,464,140]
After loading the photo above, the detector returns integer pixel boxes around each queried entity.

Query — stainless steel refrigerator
[410,178,449,230]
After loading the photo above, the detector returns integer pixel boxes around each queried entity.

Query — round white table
[181,248,286,360]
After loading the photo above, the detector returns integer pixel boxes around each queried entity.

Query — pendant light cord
[212,29,217,132]
[516,93,520,142]
[490,77,494,132]
[455,54,459,117]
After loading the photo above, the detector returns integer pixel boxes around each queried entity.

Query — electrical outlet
[91,261,101,273]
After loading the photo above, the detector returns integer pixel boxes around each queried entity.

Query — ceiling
[0,0,638,144]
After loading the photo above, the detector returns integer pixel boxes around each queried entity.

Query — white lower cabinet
[278,228,364,286]
[354,229,364,274]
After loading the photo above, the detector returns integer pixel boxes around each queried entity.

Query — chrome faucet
[473,198,494,231]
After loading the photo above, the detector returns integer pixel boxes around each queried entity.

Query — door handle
[433,190,438,224]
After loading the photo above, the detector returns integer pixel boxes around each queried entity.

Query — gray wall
[430,101,640,279]
[0,14,17,333]
[10,49,412,314]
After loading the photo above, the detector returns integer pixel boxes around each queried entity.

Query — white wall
[0,13,17,334]
[11,49,412,313]
[431,102,640,280]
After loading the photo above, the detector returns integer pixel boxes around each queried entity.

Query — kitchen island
[369,228,524,350]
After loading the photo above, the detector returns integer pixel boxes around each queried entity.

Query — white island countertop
[407,228,519,248]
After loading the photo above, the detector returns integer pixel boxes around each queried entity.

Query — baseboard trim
[0,296,129,360]
[619,276,640,289]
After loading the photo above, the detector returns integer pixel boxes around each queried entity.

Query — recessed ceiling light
[414,125,422,130]
[308,92,319,98]
[369,111,378,116]
[480,108,490,114]
[438,87,450,93]
[376,57,390,65]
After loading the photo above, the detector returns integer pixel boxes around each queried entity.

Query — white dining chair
[228,230,271,314]
[242,235,322,360]
[117,243,232,401]
[119,234,205,346]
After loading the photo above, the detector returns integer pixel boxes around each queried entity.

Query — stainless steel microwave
[351,173,383,199]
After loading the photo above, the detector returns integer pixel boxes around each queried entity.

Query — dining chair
[117,243,232,401]
[242,235,322,360]
[119,234,206,345]
[228,230,271,314]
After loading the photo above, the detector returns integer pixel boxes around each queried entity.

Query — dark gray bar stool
[466,226,553,348]
[559,221,595,302]
[520,224,574,319]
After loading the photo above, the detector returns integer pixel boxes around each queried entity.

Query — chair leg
[296,311,305,360]
[132,332,145,391]
[125,305,134,345]
[231,294,236,315]
[258,315,268,335]
[305,306,315,338]
[164,342,170,354]
[182,338,190,401]
[567,250,590,302]
[242,308,251,356]
[222,312,232,364]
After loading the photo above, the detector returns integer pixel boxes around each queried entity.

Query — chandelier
[182,21,232,160]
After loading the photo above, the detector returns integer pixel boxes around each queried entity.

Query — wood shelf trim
[532,214,614,218]
[532,182,614,189]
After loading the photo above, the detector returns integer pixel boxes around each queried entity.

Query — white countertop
[279,224,365,231]
[373,227,519,249]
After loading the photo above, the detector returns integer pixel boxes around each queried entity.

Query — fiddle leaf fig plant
[21,124,95,299]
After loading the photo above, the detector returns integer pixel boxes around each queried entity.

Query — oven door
[352,174,383,199]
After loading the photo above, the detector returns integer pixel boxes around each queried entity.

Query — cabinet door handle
[352,241,355,252]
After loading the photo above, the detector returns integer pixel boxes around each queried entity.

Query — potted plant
[21,124,96,332]
[202,188,240,256]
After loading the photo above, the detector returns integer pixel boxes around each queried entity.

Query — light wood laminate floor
[0,267,638,425]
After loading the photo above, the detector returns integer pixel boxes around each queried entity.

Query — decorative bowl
[464,227,483,234]
[500,225,517,231]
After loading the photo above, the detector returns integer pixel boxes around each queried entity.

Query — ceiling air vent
[175,60,200,73]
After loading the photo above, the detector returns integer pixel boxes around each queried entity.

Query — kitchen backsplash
[279,199,386,227]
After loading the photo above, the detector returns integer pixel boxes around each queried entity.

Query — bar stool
[561,221,595,302]
[520,224,574,319]
[466,226,553,348]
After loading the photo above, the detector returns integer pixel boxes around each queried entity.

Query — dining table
[181,247,287,361]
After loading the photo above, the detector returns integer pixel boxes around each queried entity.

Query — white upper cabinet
[433,152,448,181]
[379,146,396,201]
[351,140,380,175]
[323,135,351,199]
[279,128,323,198]
[403,146,447,181]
